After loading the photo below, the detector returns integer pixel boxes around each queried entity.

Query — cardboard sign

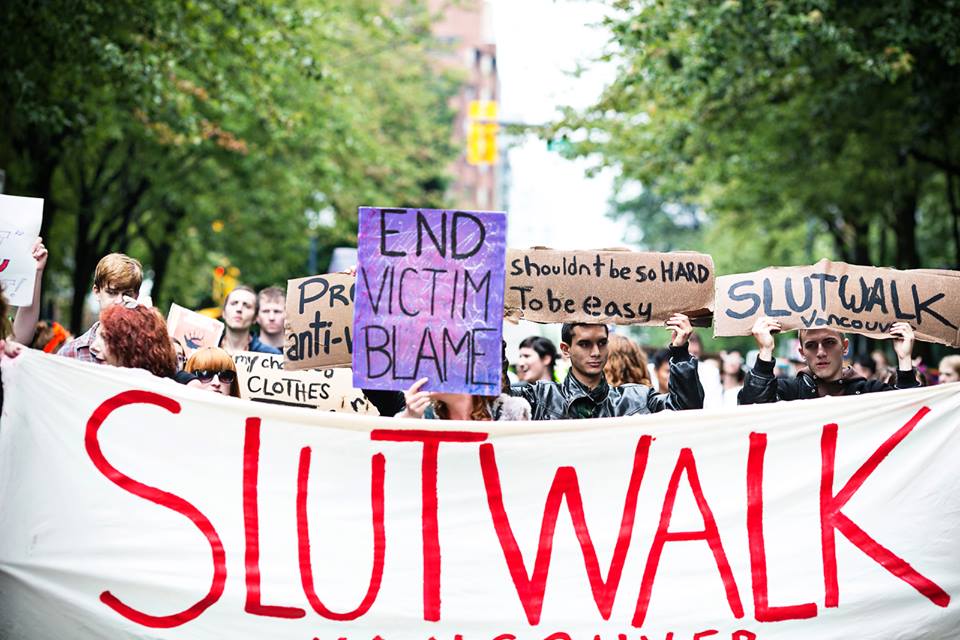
[715,259,960,346]
[352,207,507,395]
[284,272,354,370]
[3,351,960,639]
[0,194,43,306]
[504,248,715,326]
[232,351,377,414]
[166,302,225,353]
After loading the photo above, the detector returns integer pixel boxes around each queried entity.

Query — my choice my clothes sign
[1,351,958,639]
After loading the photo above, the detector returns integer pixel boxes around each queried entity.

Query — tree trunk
[947,171,960,268]
[70,210,95,333]
[147,205,188,308]
[893,190,919,270]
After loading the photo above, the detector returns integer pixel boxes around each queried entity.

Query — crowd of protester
[1,250,957,421]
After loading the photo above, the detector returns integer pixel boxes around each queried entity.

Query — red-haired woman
[89,299,177,378]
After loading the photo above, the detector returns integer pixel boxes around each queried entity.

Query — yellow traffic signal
[467,100,498,166]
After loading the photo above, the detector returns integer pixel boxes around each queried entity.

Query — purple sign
[352,207,507,395]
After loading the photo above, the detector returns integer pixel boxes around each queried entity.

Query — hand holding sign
[31,238,48,272]
[399,377,432,419]
[890,322,915,369]
[665,313,694,347]
[751,316,782,360]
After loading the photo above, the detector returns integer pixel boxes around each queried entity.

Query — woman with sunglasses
[184,347,240,397]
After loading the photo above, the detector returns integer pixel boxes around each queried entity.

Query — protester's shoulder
[511,379,560,396]
[57,325,94,357]
[250,338,281,355]
[614,382,653,399]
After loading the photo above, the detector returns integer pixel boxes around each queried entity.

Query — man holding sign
[511,316,703,420]
[739,317,918,404]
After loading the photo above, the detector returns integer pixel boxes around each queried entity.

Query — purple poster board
[352,207,507,395]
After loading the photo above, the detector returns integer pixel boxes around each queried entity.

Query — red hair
[100,305,177,378]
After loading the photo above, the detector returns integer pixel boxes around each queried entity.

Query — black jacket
[510,344,704,420]
[738,356,919,404]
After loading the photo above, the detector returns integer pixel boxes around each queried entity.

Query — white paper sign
[1,352,958,639]
[0,194,43,306]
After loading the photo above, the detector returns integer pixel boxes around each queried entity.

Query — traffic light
[467,100,498,166]
[211,264,240,305]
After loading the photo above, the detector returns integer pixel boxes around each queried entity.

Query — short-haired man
[511,314,704,420]
[59,253,142,363]
[256,286,285,351]
[738,316,918,404]
[220,285,281,355]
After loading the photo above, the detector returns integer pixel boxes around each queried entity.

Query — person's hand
[341,265,357,277]
[0,339,24,359]
[665,313,693,347]
[890,322,915,369]
[32,237,48,272]
[751,316,781,361]
[399,377,432,419]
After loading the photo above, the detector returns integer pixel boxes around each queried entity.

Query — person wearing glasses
[184,347,241,397]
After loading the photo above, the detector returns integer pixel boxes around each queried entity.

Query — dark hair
[0,285,10,339]
[518,335,558,378]
[853,353,877,375]
[653,348,672,370]
[560,323,608,345]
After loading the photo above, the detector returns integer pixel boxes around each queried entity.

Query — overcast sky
[490,0,634,250]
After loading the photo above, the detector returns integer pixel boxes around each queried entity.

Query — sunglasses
[194,369,236,384]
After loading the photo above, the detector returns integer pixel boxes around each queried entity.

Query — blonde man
[58,253,142,363]
[256,286,285,350]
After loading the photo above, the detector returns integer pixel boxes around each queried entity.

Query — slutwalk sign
[1,352,959,639]
[715,259,960,346]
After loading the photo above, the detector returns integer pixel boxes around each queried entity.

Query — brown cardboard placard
[284,272,354,370]
[167,303,225,354]
[232,351,378,414]
[714,259,960,346]
[504,248,715,326]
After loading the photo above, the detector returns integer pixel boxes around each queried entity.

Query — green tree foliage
[557,0,960,278]
[0,0,459,329]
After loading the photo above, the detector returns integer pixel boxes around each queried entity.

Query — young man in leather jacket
[738,316,919,404]
[510,314,704,420]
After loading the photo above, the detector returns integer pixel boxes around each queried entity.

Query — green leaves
[558,0,960,277]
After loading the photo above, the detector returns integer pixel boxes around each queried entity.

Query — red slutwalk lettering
[84,393,949,630]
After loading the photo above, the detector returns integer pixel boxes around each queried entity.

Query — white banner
[1,351,959,639]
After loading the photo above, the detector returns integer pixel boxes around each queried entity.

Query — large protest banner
[284,273,355,370]
[352,207,507,394]
[232,351,377,414]
[715,259,960,345]
[167,303,225,354]
[0,194,43,306]
[505,248,715,326]
[2,351,959,639]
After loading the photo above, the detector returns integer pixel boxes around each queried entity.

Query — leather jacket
[510,344,704,420]
[738,356,919,404]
